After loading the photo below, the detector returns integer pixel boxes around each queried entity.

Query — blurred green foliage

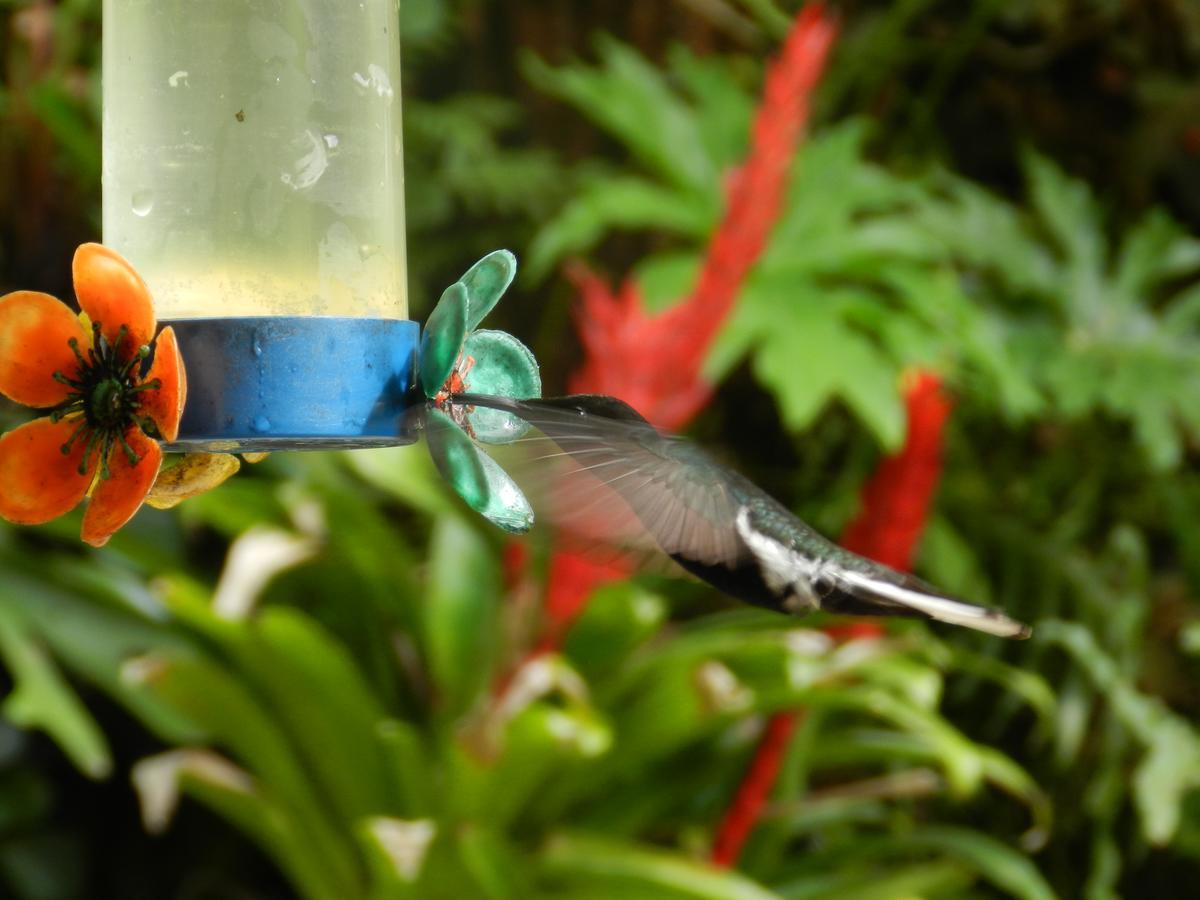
[0,450,1058,899]
[521,21,1200,898]
[1,1,1199,898]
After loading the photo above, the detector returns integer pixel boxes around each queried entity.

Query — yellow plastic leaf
[146,453,241,510]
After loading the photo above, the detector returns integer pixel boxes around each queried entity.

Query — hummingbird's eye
[811,569,836,601]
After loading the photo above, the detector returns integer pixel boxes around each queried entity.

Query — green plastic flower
[419,251,542,533]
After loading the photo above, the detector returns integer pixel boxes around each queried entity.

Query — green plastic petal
[462,329,542,444]
[420,283,469,398]
[461,250,517,331]
[425,407,534,534]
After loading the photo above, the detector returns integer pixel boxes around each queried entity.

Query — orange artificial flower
[0,244,186,546]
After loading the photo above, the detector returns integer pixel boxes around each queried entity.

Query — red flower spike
[543,550,629,636]
[711,711,802,868]
[503,541,531,591]
[841,370,953,572]
[0,244,187,543]
[520,5,943,868]
[531,3,838,627]
[565,3,838,431]
[497,0,842,827]
[508,3,841,846]
[712,369,953,869]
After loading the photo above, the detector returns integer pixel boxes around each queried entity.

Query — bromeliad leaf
[0,607,111,779]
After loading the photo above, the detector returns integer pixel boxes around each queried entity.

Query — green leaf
[170,600,397,825]
[802,687,986,797]
[775,861,973,900]
[918,516,995,609]
[1023,151,1103,272]
[894,827,1058,900]
[1022,152,1106,324]
[0,566,197,744]
[358,817,438,897]
[176,475,289,537]
[1112,210,1200,306]
[25,82,101,186]
[1162,282,1200,334]
[375,720,435,818]
[667,45,755,170]
[913,172,1059,297]
[345,445,460,520]
[0,608,110,780]
[129,651,364,895]
[526,175,714,281]
[456,825,528,900]
[723,285,905,448]
[132,749,339,900]
[423,516,503,716]
[480,703,614,828]
[1040,620,1200,845]
[634,251,702,313]
[563,583,668,681]
[523,38,717,195]
[730,0,792,38]
[541,833,782,900]
[1134,719,1200,844]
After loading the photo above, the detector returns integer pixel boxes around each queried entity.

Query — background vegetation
[1,1,1199,897]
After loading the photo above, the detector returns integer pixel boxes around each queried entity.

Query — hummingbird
[437,392,1031,640]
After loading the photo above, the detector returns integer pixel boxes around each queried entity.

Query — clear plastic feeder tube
[102,0,408,319]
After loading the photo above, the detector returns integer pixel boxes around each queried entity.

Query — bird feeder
[102,0,416,451]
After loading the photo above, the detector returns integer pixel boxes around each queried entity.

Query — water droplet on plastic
[351,64,394,100]
[252,416,272,433]
[281,130,328,191]
[131,190,154,217]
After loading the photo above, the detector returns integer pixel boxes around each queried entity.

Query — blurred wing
[419,395,1033,639]
[445,394,749,570]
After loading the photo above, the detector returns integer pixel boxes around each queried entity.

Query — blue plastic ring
[163,317,420,452]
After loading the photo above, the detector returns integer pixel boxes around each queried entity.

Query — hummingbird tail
[828,569,1032,639]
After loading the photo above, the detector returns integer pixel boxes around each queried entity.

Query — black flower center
[49,322,160,479]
